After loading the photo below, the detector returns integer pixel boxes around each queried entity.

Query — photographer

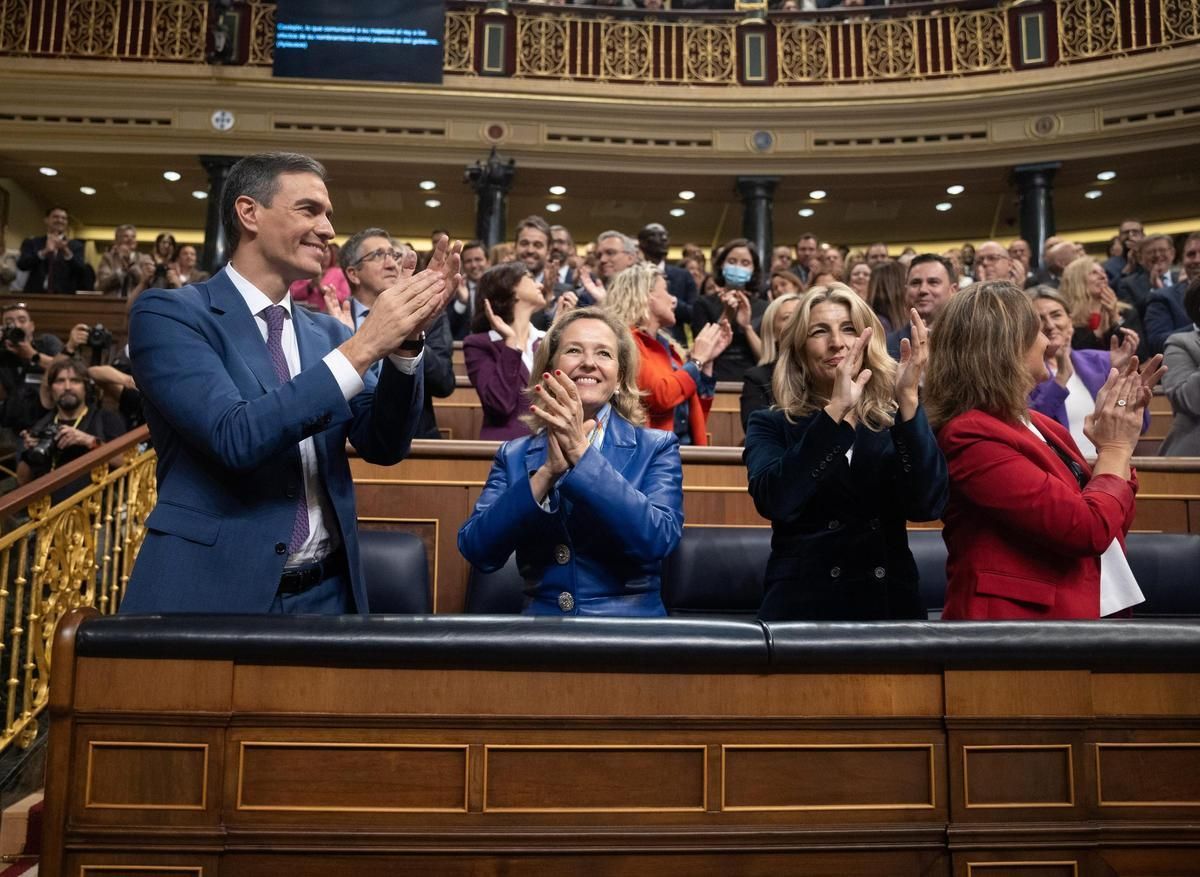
[16,356,126,490]
[0,303,65,434]
[16,207,90,294]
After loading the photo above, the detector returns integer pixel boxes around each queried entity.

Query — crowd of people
[2,156,1197,622]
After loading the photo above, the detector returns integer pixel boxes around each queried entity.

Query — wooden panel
[962,746,1074,808]
[237,742,468,812]
[84,742,207,809]
[722,744,935,811]
[964,863,1077,877]
[74,658,232,712]
[484,745,705,812]
[1092,673,1200,716]
[1096,743,1200,806]
[0,292,130,347]
[1131,497,1190,532]
[81,869,204,876]
[945,671,1092,718]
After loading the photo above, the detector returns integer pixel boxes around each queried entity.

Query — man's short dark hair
[45,206,67,218]
[221,152,328,254]
[340,227,393,272]
[462,240,487,256]
[2,303,29,317]
[46,355,90,391]
[514,215,550,242]
[907,253,957,283]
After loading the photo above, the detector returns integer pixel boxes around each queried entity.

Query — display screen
[273,0,445,85]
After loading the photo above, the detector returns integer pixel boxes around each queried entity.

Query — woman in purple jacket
[1029,287,1148,455]
[463,262,548,440]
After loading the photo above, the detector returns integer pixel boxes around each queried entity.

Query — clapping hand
[894,309,927,420]
[323,285,354,330]
[825,326,873,423]
[579,267,605,304]
[1108,328,1139,375]
[530,370,596,468]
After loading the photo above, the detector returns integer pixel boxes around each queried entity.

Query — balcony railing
[0,0,1196,85]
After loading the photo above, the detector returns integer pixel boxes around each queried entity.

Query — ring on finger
[1116,399,1128,407]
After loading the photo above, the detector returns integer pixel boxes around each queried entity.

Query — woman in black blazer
[743,284,948,621]
[739,291,802,431]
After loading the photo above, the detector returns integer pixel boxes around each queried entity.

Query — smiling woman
[458,307,684,617]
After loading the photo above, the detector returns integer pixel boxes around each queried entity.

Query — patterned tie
[263,305,310,553]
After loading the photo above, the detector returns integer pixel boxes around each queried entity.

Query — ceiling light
[946,184,965,195]
[191,190,208,200]
[549,185,566,196]
[419,180,437,190]
[935,202,953,212]
[669,208,685,218]
[545,203,562,213]
[1096,171,1116,181]
[678,190,696,201]
[79,186,96,196]
[798,207,815,217]
[1085,190,1103,200]
[808,189,826,200]
[424,198,441,208]
[162,171,181,182]
[39,167,58,176]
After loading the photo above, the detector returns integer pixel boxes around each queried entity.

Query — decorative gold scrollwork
[444,10,476,74]
[683,23,735,83]
[63,0,118,56]
[517,15,569,77]
[952,9,1009,72]
[601,19,653,81]
[248,0,275,66]
[862,18,918,80]
[1058,0,1121,60]
[0,0,32,53]
[151,0,205,62]
[1161,0,1200,41]
[777,23,831,82]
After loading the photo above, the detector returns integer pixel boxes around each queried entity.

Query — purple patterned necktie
[263,305,310,553]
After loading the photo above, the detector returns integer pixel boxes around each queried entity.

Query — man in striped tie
[123,152,461,614]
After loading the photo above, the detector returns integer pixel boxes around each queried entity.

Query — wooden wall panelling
[0,293,130,349]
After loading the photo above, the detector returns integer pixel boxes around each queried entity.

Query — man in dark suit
[449,240,489,340]
[638,223,697,344]
[1103,218,1144,286]
[16,206,90,294]
[1143,231,1199,354]
[122,152,460,614]
[1118,233,1179,316]
[886,254,957,360]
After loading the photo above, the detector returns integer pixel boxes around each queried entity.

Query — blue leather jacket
[458,414,683,616]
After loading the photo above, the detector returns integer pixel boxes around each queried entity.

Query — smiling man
[124,152,460,614]
[887,253,958,360]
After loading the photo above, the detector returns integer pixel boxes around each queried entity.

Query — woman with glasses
[463,262,548,440]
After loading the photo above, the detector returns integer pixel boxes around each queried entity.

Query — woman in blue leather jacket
[458,307,684,616]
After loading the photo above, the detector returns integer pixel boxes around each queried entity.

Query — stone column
[199,156,239,275]
[1012,162,1060,270]
[465,148,516,251]
[736,176,779,272]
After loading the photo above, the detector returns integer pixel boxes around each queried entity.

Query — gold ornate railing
[0,0,1197,85]
[0,426,153,753]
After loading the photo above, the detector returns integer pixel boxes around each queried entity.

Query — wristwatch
[398,332,425,354]
[691,356,706,370]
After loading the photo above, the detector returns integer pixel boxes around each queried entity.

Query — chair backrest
[465,556,526,614]
[662,527,771,617]
[908,529,949,618]
[359,529,431,614]
[1127,532,1200,617]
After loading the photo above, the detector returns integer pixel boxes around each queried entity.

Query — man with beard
[638,222,697,343]
[16,356,126,490]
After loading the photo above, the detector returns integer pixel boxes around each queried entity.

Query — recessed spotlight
[935,202,953,212]
[1096,171,1116,181]
[419,180,437,191]
[545,203,562,213]
[946,184,965,196]
[798,207,815,217]
[191,190,208,200]
[669,208,685,218]
[39,167,57,176]
[162,171,181,182]
[1085,189,1103,200]
[678,190,696,201]
[424,198,441,208]
[809,189,826,200]
[548,185,566,196]
[79,186,96,196]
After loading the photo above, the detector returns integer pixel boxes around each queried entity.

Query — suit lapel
[1027,411,1091,487]
[205,269,278,394]
[601,412,637,477]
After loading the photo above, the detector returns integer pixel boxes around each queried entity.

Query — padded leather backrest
[908,529,949,616]
[359,529,431,614]
[465,556,526,614]
[662,527,771,617]
[1127,532,1200,616]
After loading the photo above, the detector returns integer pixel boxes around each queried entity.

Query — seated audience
[744,284,946,621]
[868,260,907,334]
[1144,232,1200,354]
[1059,256,1143,354]
[463,262,547,440]
[606,263,730,446]
[692,238,768,381]
[165,244,210,288]
[458,307,683,616]
[1160,278,1200,456]
[769,269,803,300]
[926,281,1163,620]
[845,259,870,300]
[740,291,801,430]
[1028,287,1147,457]
[17,207,90,294]
[289,242,349,312]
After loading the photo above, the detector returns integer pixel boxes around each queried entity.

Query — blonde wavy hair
[757,292,802,365]
[924,281,1040,428]
[1059,256,1099,325]
[604,262,687,359]
[519,307,646,430]
[772,284,897,431]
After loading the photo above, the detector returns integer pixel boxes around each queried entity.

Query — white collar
[226,262,293,318]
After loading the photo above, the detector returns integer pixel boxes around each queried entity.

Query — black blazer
[744,406,947,621]
[17,236,89,294]
[739,362,774,432]
[664,265,697,344]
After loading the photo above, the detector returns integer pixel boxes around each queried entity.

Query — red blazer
[632,328,713,446]
[937,409,1137,620]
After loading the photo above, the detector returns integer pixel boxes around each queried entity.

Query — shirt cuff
[453,299,468,314]
[387,348,424,375]
[323,349,365,401]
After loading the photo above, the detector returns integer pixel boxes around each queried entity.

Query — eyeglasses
[353,247,405,266]
[975,253,1010,264]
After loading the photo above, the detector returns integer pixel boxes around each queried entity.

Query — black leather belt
[277,547,345,595]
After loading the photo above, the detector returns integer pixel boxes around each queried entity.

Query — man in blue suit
[122,152,460,614]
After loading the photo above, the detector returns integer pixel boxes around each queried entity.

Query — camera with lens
[86,324,113,350]
[22,422,60,467]
[2,326,26,346]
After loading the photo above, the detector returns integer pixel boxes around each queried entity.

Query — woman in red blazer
[605,264,731,446]
[925,281,1164,620]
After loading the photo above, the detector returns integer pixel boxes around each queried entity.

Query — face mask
[723,265,753,288]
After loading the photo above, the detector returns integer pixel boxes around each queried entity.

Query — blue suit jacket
[122,268,422,614]
[458,415,683,616]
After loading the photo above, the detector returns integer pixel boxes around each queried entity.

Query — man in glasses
[339,228,455,439]
[124,153,461,615]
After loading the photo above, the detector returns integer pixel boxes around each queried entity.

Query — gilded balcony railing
[0,426,154,752]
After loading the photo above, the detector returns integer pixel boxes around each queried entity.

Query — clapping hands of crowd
[691,318,733,375]
[719,290,752,329]
[893,309,928,421]
[578,267,605,304]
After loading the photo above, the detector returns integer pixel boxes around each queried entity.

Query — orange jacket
[631,327,712,446]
